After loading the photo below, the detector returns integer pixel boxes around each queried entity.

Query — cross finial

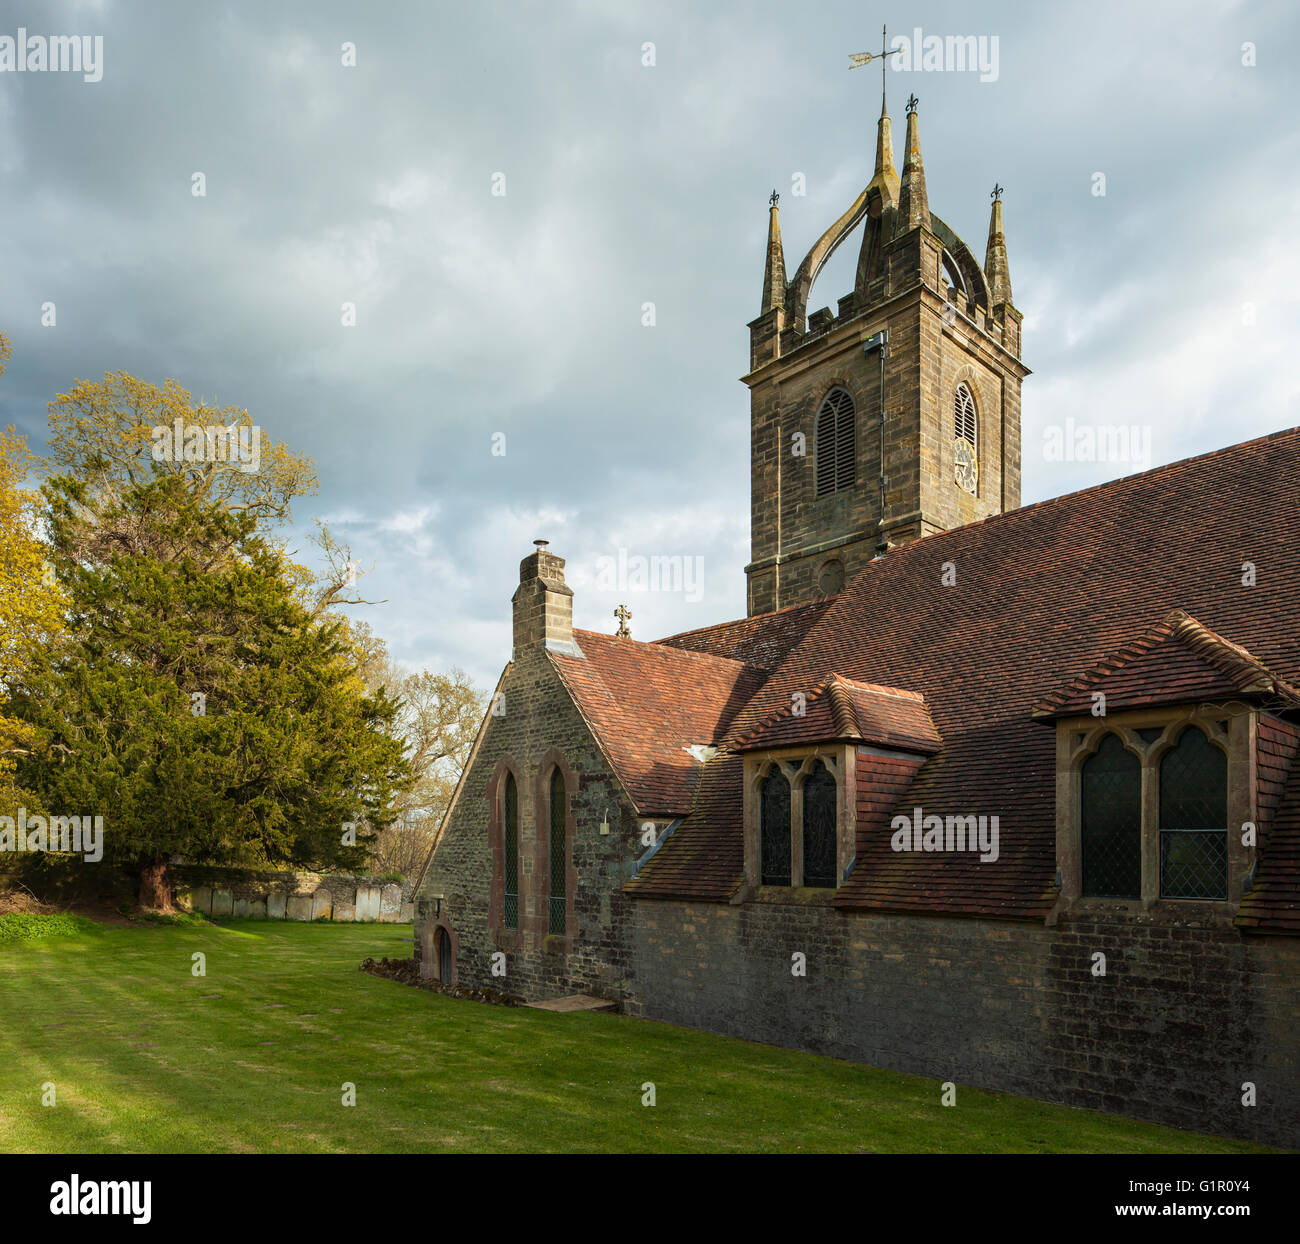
[991,183,1003,201]
[906,92,919,115]
[614,604,633,638]
[769,188,779,208]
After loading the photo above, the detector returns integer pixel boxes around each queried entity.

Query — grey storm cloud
[0,0,1296,690]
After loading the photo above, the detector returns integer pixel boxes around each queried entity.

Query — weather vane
[848,25,903,111]
[847,25,899,115]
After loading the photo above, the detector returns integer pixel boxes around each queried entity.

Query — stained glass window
[1081,733,1141,898]
[801,762,838,888]
[549,768,566,934]
[760,767,792,886]
[503,772,518,929]
[1159,727,1227,900]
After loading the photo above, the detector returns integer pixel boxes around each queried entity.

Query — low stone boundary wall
[172,865,414,923]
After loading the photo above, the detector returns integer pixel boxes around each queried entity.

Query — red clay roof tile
[549,630,766,817]
[732,674,941,754]
[629,427,1300,927]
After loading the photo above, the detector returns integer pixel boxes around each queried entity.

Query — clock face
[954,438,978,494]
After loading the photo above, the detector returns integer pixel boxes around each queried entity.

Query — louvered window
[954,383,977,447]
[503,772,519,929]
[1159,728,1228,900]
[801,762,838,888]
[1081,733,1141,899]
[760,767,792,886]
[814,387,856,497]
[548,768,567,934]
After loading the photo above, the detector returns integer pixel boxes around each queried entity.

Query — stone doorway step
[523,994,617,1013]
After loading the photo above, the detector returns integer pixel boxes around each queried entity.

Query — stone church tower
[744,94,1030,615]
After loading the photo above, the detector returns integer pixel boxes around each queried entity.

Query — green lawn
[0,919,1275,1153]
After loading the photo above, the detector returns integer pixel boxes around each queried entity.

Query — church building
[414,93,1300,1148]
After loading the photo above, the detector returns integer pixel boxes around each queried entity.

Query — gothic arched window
[801,761,838,888]
[760,766,792,886]
[953,382,978,494]
[503,772,519,929]
[814,387,856,497]
[1159,727,1228,899]
[548,768,567,934]
[1081,733,1141,898]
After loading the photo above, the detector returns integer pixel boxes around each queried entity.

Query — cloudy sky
[0,0,1296,691]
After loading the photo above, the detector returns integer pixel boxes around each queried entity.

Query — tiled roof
[656,598,834,669]
[631,427,1300,926]
[1237,716,1300,933]
[624,749,746,900]
[549,629,766,817]
[1032,610,1300,719]
[733,674,942,755]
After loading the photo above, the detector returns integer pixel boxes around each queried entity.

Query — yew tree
[14,470,408,908]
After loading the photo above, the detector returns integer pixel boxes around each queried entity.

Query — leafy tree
[14,471,408,909]
[0,335,65,812]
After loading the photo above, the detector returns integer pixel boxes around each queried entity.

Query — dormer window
[760,766,792,885]
[1080,733,1141,898]
[1061,710,1244,906]
[747,750,849,891]
[1158,726,1228,900]
[801,761,839,887]
[737,676,940,899]
[1036,610,1289,910]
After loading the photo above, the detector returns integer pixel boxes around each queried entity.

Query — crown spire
[984,183,1012,306]
[760,189,787,313]
[897,94,931,230]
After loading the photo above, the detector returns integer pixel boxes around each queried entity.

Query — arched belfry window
[548,768,567,934]
[760,767,792,886]
[814,387,856,497]
[801,761,838,888]
[953,383,978,494]
[1159,727,1228,899]
[503,772,519,929]
[1080,733,1141,898]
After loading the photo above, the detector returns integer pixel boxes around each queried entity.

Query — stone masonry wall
[414,645,643,1003]
[630,896,1300,1148]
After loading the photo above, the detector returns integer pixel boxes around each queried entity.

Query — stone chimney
[512,540,581,659]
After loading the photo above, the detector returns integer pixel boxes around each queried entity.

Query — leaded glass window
[548,768,566,934]
[1081,733,1141,898]
[814,387,856,497]
[503,772,519,929]
[802,762,838,888]
[1159,727,1228,900]
[760,767,792,886]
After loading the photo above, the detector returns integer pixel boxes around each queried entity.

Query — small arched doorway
[433,925,454,985]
